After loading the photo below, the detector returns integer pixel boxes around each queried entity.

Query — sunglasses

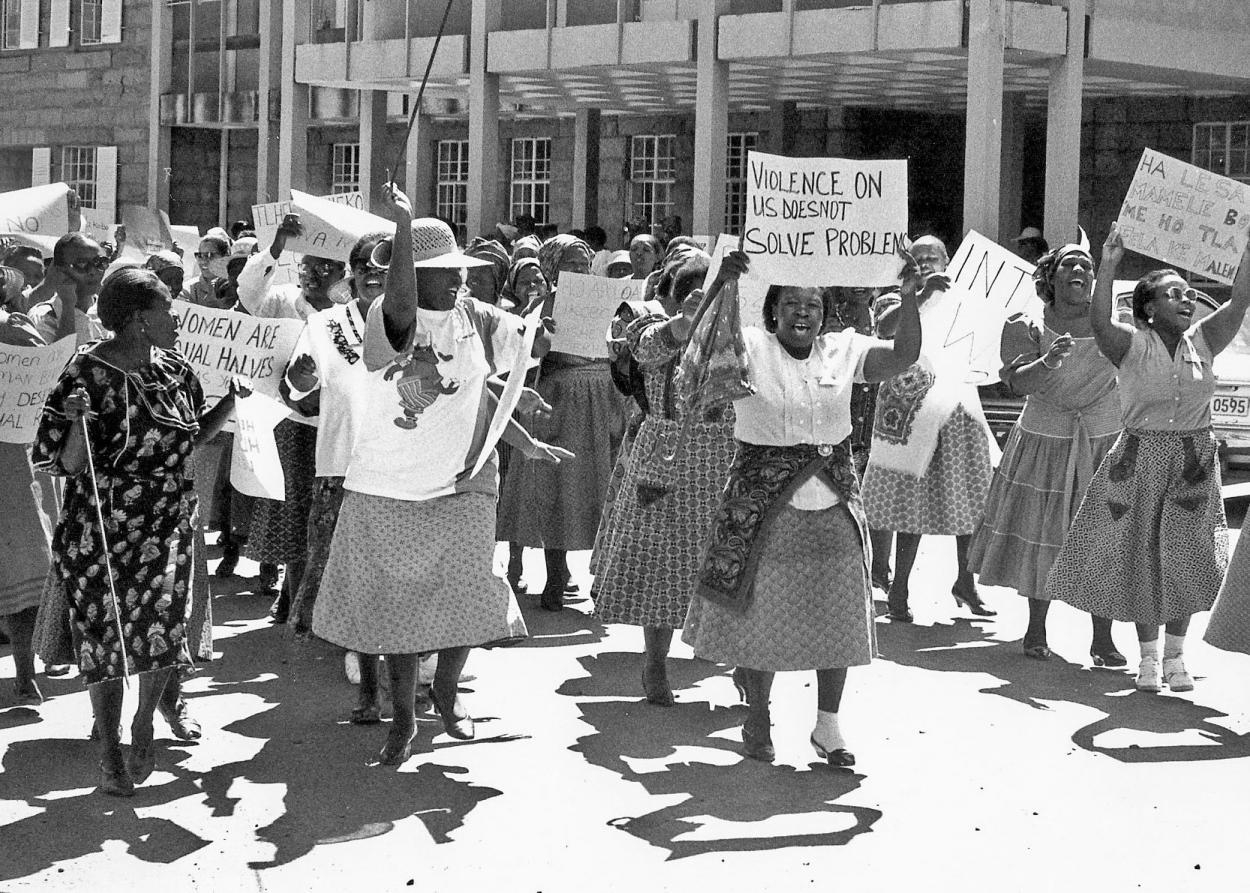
[350,260,387,274]
[1163,286,1199,303]
[299,260,343,274]
[59,257,109,274]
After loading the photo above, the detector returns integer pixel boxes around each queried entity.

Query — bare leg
[740,667,775,761]
[888,533,921,617]
[952,535,995,615]
[380,652,418,763]
[128,667,173,782]
[815,667,847,713]
[89,678,130,794]
[869,528,893,588]
[431,646,474,739]
[540,549,568,611]
[642,626,675,706]
[812,667,855,765]
[3,607,41,702]
[157,667,202,740]
[506,544,525,592]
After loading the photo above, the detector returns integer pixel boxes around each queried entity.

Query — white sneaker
[1136,656,1162,692]
[344,651,360,685]
[1162,656,1194,692]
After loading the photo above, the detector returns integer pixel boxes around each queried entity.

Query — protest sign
[79,207,117,246]
[551,273,646,358]
[169,224,202,282]
[252,191,371,284]
[1117,147,1250,285]
[935,230,1041,384]
[0,183,77,241]
[705,233,771,330]
[120,205,175,257]
[743,151,908,287]
[172,299,305,406]
[251,191,381,265]
[230,391,290,500]
[0,335,77,444]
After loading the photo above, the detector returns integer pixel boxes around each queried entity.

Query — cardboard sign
[743,151,908,287]
[169,224,202,283]
[251,191,383,265]
[173,299,305,406]
[1117,148,1250,285]
[120,205,175,257]
[937,230,1042,385]
[251,191,370,285]
[230,391,290,500]
[705,233,771,330]
[0,335,77,444]
[551,273,646,358]
[0,183,77,241]
[79,207,117,246]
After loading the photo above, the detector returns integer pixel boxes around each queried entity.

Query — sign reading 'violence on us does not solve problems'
[172,299,305,406]
[0,336,77,444]
[743,151,909,287]
[1117,147,1250,285]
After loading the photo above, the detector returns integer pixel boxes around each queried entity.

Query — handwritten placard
[0,335,77,444]
[0,183,77,241]
[551,273,646,358]
[252,191,368,284]
[173,300,305,406]
[251,191,384,265]
[937,230,1041,384]
[1117,148,1250,285]
[743,151,908,287]
[230,391,290,500]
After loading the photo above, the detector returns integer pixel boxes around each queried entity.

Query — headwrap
[604,250,632,274]
[538,234,594,288]
[1033,243,1092,303]
[511,234,542,259]
[0,265,23,307]
[465,237,511,301]
[144,250,182,272]
[502,256,545,310]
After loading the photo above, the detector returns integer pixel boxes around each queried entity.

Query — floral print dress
[35,348,204,684]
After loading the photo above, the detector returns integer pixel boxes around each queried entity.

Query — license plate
[1212,394,1250,417]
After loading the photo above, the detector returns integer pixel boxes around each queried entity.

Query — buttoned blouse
[1116,324,1214,431]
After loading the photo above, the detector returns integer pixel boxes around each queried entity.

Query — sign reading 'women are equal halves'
[1117,148,1250,285]
[743,151,909,287]
[172,300,305,406]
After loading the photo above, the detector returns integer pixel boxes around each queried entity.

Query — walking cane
[80,413,132,686]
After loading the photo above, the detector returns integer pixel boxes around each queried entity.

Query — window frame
[1192,121,1250,183]
[509,137,552,225]
[330,142,361,195]
[435,139,470,242]
[61,145,98,210]
[628,134,677,227]
[0,0,21,50]
[79,0,102,46]
[724,131,758,237]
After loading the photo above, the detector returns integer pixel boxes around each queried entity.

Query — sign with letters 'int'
[1116,147,1250,285]
[743,151,908,287]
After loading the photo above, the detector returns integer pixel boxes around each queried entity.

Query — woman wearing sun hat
[313,186,561,765]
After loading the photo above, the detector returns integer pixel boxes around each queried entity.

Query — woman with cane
[35,268,236,796]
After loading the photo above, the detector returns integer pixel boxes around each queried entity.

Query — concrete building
[3,1,1248,284]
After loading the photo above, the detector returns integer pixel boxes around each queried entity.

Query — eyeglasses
[299,260,343,275]
[350,260,387,275]
[1164,286,1199,303]
[59,257,109,274]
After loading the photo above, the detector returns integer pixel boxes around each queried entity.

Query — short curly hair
[96,268,170,332]
[762,284,836,333]
[1132,269,1180,323]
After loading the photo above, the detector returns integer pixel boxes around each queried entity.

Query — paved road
[1,531,1248,893]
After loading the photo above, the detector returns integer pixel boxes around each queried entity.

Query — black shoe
[886,587,913,623]
[430,687,474,740]
[257,562,280,593]
[741,720,775,763]
[215,540,239,578]
[952,583,996,617]
[269,591,290,625]
[539,588,564,612]
[811,734,856,768]
[1090,643,1128,668]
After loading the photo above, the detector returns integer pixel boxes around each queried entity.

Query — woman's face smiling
[1145,273,1196,334]
[774,287,824,354]
[1052,251,1094,309]
[512,266,548,305]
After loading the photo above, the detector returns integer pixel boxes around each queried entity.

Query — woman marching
[34,268,236,796]
[967,245,1125,664]
[1046,227,1250,692]
[682,250,924,765]
[592,253,739,705]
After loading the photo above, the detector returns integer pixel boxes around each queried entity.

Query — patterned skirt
[289,476,345,634]
[589,411,643,576]
[314,491,528,654]
[861,407,992,535]
[681,504,875,672]
[245,419,317,564]
[0,444,53,615]
[593,413,736,628]
[496,363,627,551]
[1045,428,1228,625]
[967,420,1120,600]
[1204,530,1250,655]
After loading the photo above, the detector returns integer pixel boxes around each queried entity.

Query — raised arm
[378,184,415,345]
[861,250,925,382]
[1197,243,1250,356]
[1089,223,1135,366]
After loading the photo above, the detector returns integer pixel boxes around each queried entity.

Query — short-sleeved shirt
[237,252,346,321]
[27,300,105,346]
[1117,324,1214,431]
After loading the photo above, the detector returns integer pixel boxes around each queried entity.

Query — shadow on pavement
[511,595,608,649]
[566,654,882,860]
[876,618,1250,764]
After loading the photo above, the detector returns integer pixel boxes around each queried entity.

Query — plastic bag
[672,277,755,420]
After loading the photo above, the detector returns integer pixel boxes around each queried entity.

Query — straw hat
[370,218,491,269]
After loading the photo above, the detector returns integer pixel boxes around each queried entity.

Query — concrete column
[999,92,1025,244]
[218,130,230,225]
[572,109,601,229]
[278,0,309,197]
[147,0,172,209]
[405,110,433,215]
[766,101,798,155]
[256,0,282,203]
[467,0,502,241]
[1044,0,1085,248]
[692,0,730,238]
[962,0,1007,240]
[358,89,389,211]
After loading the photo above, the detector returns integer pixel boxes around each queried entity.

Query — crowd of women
[1,181,1249,797]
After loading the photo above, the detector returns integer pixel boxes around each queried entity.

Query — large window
[61,146,98,209]
[79,0,102,45]
[1,0,21,50]
[1193,122,1249,182]
[510,137,551,224]
[629,134,676,227]
[724,132,758,236]
[331,142,360,194]
[436,139,470,241]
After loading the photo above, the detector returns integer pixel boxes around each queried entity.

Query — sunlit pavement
[2,522,1249,893]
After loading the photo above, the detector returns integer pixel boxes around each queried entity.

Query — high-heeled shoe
[215,539,239,578]
[97,758,134,797]
[741,721,775,763]
[730,667,748,704]
[1090,644,1128,668]
[429,688,475,740]
[886,586,912,622]
[378,725,416,766]
[951,583,996,617]
[126,725,157,784]
[810,734,856,768]
[642,665,675,706]
[158,697,202,741]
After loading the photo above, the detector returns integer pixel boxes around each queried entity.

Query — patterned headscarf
[511,234,542,260]
[465,237,511,301]
[1033,243,1092,304]
[502,256,545,310]
[537,234,594,288]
